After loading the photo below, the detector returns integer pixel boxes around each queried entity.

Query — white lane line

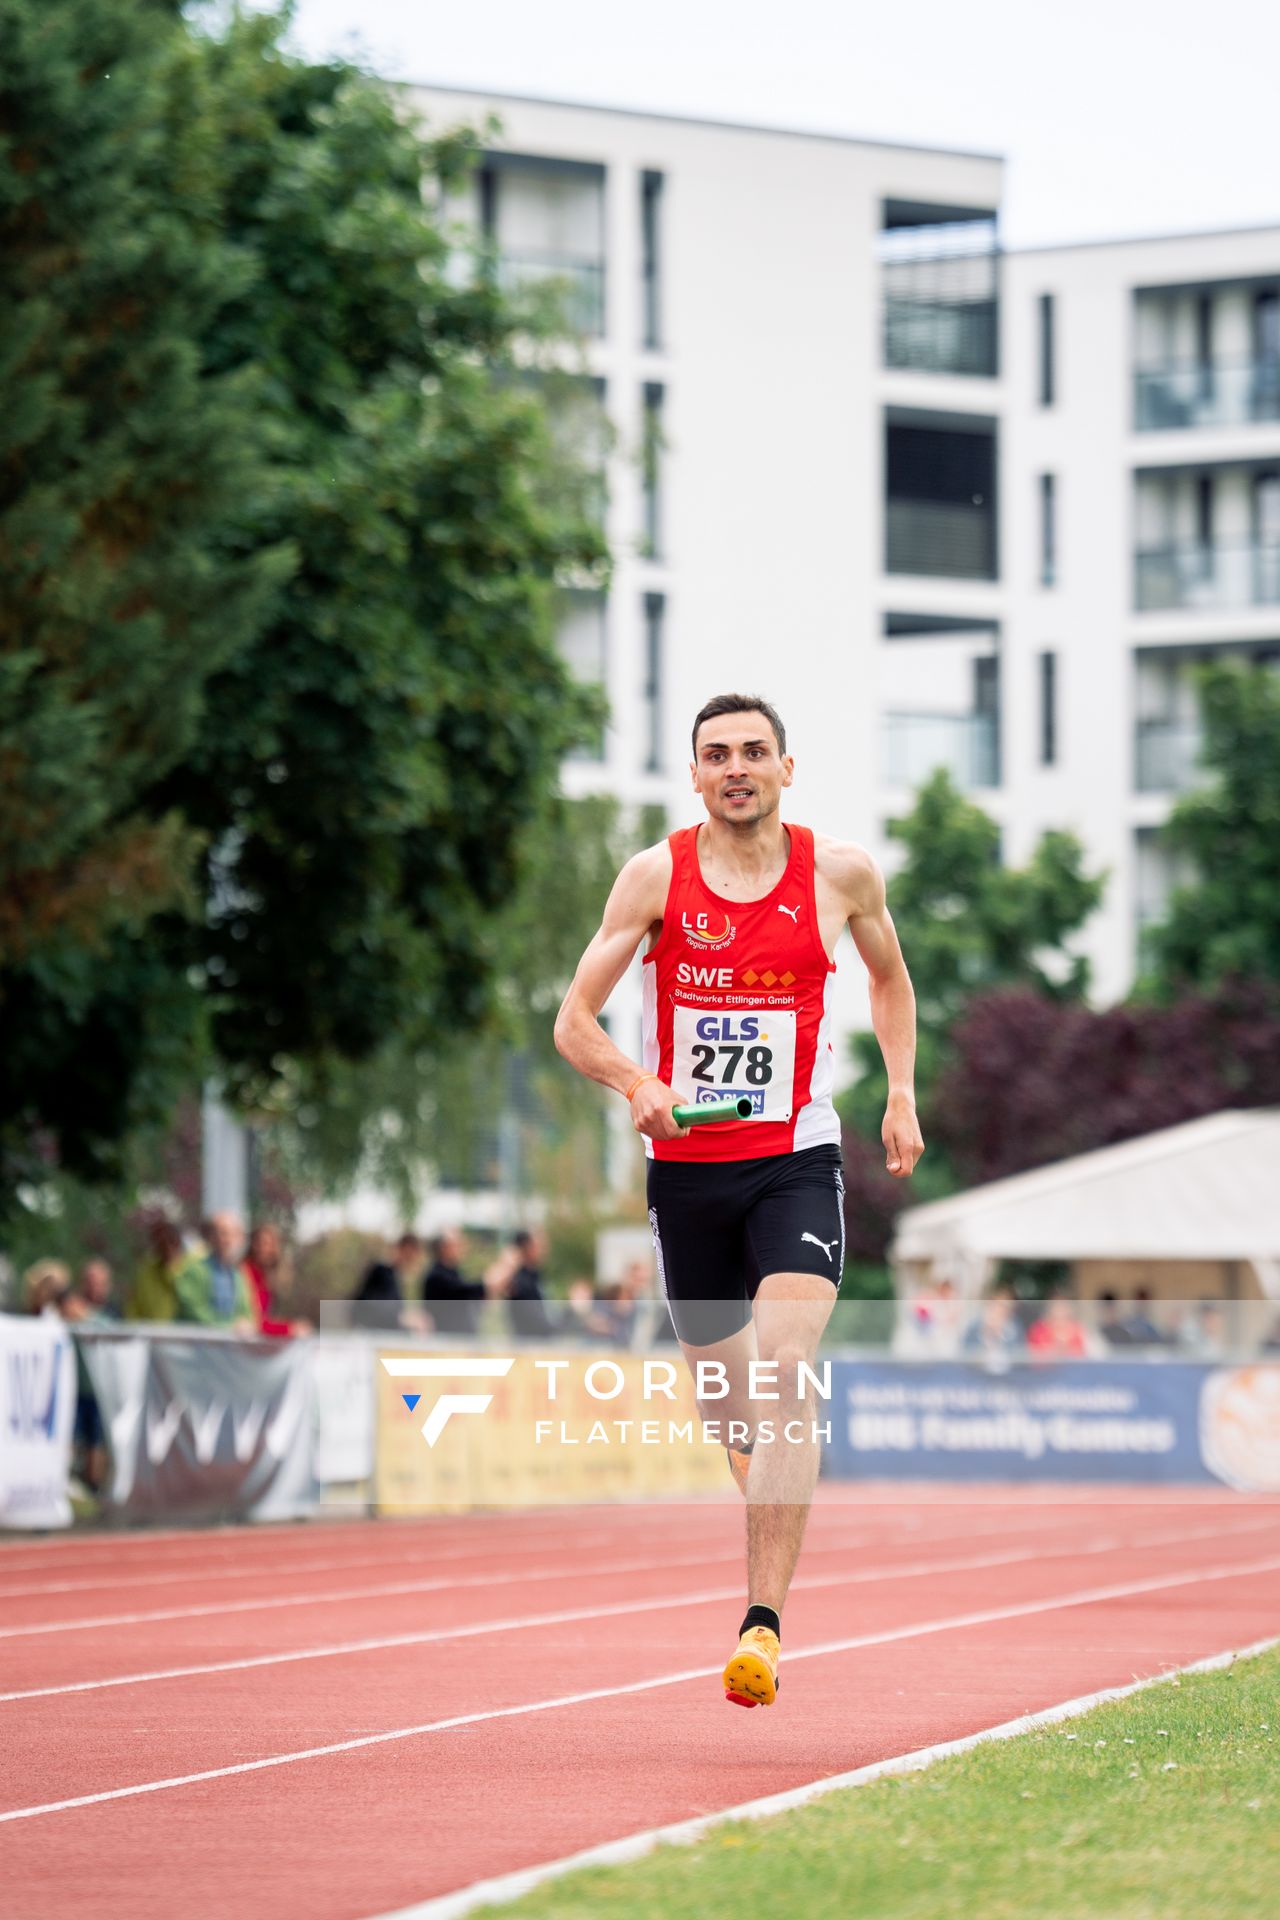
[1,1507,1273,1649]
[0,1503,1094,1602]
[0,1524,898,1642]
[3,1549,1279,1824]
[0,1504,682,1572]
[1,1514,1273,1704]
[368,1634,1280,1920]
[0,1497,1100,1590]
[0,1544,1046,1703]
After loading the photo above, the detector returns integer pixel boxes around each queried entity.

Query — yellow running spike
[723,1624,779,1708]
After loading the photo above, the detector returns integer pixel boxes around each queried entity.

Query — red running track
[2,1486,1279,1920]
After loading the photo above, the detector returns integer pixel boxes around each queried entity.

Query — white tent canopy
[892,1109,1280,1290]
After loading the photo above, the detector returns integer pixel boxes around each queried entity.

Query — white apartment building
[411,82,1280,1063]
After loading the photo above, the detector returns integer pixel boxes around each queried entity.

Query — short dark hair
[692,694,786,759]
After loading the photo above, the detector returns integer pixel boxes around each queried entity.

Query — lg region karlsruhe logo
[382,1357,515,1446]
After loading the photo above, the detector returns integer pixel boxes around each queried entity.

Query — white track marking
[367,1634,1280,1920]
[0,1502,1109,1601]
[2,1513,1275,1703]
[3,1550,1279,1823]
[0,1510,1271,1653]
[0,1527,910,1639]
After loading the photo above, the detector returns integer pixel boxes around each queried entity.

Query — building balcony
[1135,357,1280,432]
[496,250,606,336]
[884,297,998,378]
[1134,718,1203,792]
[1135,539,1280,613]
[883,711,1000,792]
[886,499,997,581]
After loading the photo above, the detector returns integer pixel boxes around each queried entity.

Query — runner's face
[691,713,793,826]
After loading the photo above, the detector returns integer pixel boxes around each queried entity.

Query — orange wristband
[625,1072,659,1103]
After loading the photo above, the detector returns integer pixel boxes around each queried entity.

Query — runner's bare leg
[744,1273,836,1612]
[677,1317,759,1441]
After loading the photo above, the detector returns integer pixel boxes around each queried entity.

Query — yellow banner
[375,1348,726,1514]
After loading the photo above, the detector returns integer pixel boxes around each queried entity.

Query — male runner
[554,694,923,1708]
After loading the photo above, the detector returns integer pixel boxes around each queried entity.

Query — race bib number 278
[670,1006,796,1121]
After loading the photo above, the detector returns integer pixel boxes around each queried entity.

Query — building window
[477,153,606,337]
[1038,292,1055,406]
[641,383,664,559]
[641,171,663,350]
[1195,473,1214,552]
[1039,473,1057,586]
[1039,651,1057,766]
[558,590,608,761]
[885,412,998,581]
[642,593,664,772]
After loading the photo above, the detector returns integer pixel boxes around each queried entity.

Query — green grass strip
[477,1645,1280,1920]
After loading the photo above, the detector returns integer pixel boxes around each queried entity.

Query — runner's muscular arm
[825,842,925,1180]
[553,845,688,1142]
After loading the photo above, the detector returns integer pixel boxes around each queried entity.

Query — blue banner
[823,1359,1280,1489]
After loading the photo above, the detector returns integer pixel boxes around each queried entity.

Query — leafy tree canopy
[1143,661,1280,993]
[845,770,1104,1134]
[0,0,605,1206]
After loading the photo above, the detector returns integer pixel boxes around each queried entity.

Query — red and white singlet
[641,823,841,1162]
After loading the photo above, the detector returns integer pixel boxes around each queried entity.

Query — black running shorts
[646,1144,845,1348]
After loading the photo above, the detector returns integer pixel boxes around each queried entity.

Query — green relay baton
[671,1096,754,1127]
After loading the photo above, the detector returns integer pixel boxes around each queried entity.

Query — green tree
[154,11,605,1107]
[1143,661,1280,991]
[264,795,658,1226]
[839,771,1104,1272]
[0,0,291,1189]
[0,5,604,1210]
[845,769,1105,1134]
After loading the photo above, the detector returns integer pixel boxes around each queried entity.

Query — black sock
[740,1603,780,1640]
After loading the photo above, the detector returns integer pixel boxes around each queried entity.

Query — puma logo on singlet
[778,903,801,923]
[801,1231,837,1262]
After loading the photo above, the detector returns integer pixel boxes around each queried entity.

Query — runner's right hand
[629,1078,689,1141]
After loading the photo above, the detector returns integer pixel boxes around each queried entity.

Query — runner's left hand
[882,1093,924,1178]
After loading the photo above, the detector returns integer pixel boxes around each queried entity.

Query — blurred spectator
[67,1260,118,1495]
[559,1279,617,1343]
[895,1277,964,1358]
[1179,1300,1228,1360]
[507,1228,555,1341]
[75,1259,119,1323]
[961,1287,1022,1367]
[246,1223,310,1337]
[1095,1292,1135,1348]
[127,1218,187,1322]
[422,1229,488,1338]
[174,1211,257,1329]
[1119,1288,1168,1348]
[1027,1291,1088,1359]
[355,1231,422,1304]
[22,1259,72,1317]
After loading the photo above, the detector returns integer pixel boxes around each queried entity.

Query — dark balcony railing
[883,711,1000,791]
[1135,718,1203,792]
[1134,539,1280,612]
[884,298,998,377]
[881,249,999,377]
[886,499,997,581]
[1134,356,1280,431]
[497,250,605,336]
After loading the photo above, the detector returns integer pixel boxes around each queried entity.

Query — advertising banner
[313,1335,377,1486]
[825,1358,1280,1490]
[78,1330,319,1522]
[0,1312,75,1529]
[374,1347,727,1514]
